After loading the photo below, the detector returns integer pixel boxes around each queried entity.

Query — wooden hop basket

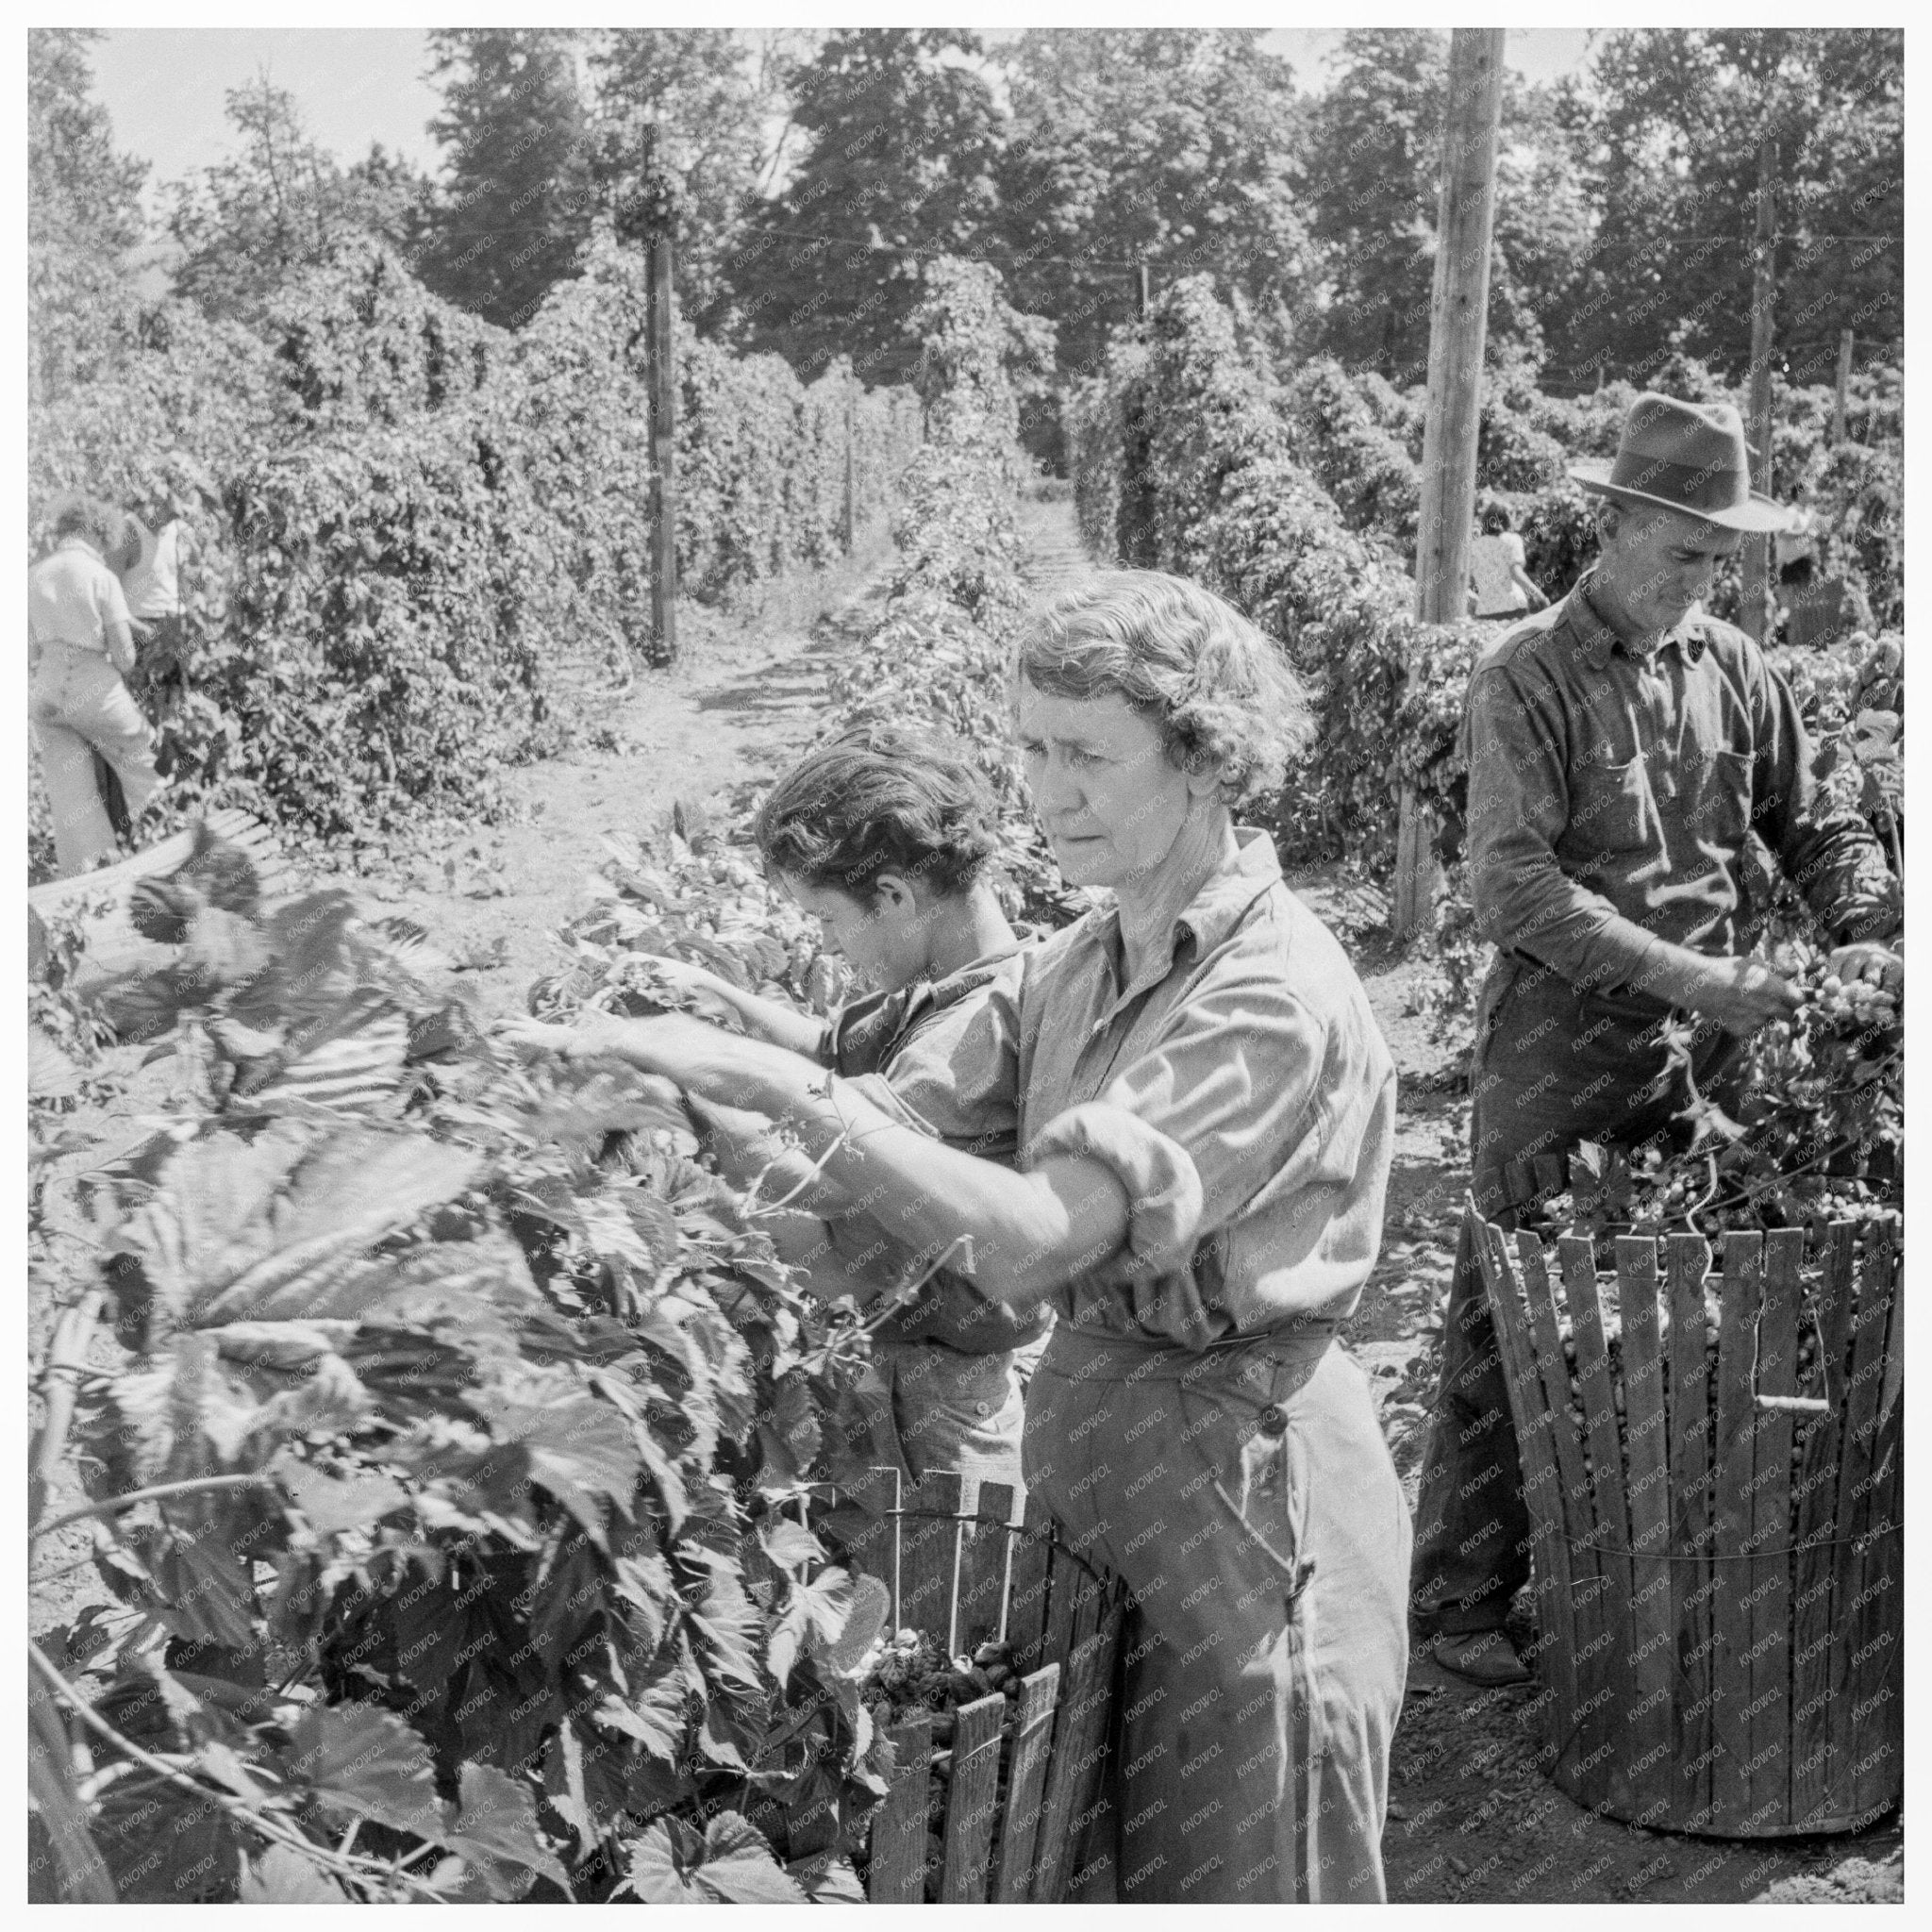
[1474,1208,1902,1836]
[829,1469,1127,1903]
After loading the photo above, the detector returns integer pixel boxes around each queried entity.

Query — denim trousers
[1024,1323,1409,1904]
[30,641,160,876]
[1410,955,1744,1636]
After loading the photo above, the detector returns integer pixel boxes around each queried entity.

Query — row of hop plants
[525,256,1078,1074]
[1068,275,1485,874]
[27,236,922,878]
[26,255,1058,1905]
[827,259,1080,930]
[1069,286,1903,1120]
[1249,343,1903,637]
[25,841,898,1904]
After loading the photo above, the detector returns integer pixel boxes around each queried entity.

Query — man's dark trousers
[1410,954,1744,1637]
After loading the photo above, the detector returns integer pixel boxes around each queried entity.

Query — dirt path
[35,501,1899,1902]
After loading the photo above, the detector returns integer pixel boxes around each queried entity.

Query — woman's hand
[494,1011,626,1063]
[639,954,726,1002]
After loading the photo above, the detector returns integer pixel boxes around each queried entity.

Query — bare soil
[30,502,1900,1902]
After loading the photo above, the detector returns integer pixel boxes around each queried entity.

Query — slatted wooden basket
[828,1469,1127,1903]
[1474,1207,1902,1837]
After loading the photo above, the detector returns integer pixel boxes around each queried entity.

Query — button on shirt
[883,828,1398,1349]
[1463,572,1899,1008]
[29,539,130,655]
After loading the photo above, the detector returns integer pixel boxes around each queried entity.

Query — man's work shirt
[887,829,1397,1350]
[29,538,131,656]
[1463,571,1899,1011]
[821,946,1048,1355]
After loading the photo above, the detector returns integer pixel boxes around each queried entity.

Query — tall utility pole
[1832,329,1854,444]
[841,379,858,556]
[1740,135,1778,645]
[1136,261,1152,321]
[1399,26,1506,940]
[645,221,678,663]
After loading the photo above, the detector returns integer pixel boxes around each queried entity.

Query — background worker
[29,495,163,876]
[641,722,1045,1487]
[1410,392,1903,1687]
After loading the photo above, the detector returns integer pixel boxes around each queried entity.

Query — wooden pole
[646,225,678,664]
[1831,329,1854,444]
[1136,261,1151,322]
[1741,135,1777,645]
[842,378,858,556]
[1399,26,1506,941]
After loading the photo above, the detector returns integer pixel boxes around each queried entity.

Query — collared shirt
[821,945,1048,1354]
[886,827,1397,1348]
[1463,572,1899,1008]
[29,538,130,655]
[121,520,183,620]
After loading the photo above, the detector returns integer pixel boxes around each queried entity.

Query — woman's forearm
[751,1058,1126,1305]
[573,1014,1128,1303]
[697,979,829,1059]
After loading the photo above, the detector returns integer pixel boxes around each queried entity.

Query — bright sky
[92,26,1597,214]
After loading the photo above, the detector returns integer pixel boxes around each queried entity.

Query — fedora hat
[1570,391,1793,533]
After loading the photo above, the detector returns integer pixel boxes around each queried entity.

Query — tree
[724,29,1007,384]
[28,27,146,402]
[416,29,594,329]
[1301,29,1446,381]
[1487,80,1597,377]
[992,29,1315,385]
[590,29,774,319]
[1553,29,1904,384]
[1300,30,1593,384]
[168,77,426,325]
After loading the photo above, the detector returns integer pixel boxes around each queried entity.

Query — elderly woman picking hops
[503,573,1408,1903]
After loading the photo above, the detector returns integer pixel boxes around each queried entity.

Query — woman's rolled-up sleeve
[1021,971,1326,1279]
[848,961,1024,1158]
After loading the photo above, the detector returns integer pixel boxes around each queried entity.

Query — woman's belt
[1041,1315,1339,1389]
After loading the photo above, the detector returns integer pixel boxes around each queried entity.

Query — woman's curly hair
[1013,570,1313,808]
[754,722,1001,902]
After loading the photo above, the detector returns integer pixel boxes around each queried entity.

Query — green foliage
[32,857,890,1901]
[28,187,920,876]
[29,281,1039,1886]
[1556,940,1899,1240]
[1555,29,1903,382]
[1278,358,1421,558]
[27,27,146,408]
[590,29,779,321]
[1299,32,1594,382]
[1071,276,1482,872]
[729,30,1007,385]
[994,30,1313,387]
[827,259,1079,926]
[167,79,427,327]
[417,30,595,329]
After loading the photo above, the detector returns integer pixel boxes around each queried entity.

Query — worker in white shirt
[112,511,189,687]
[30,497,163,876]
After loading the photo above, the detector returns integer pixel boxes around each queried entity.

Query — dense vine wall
[25,251,1032,1911]
[1070,278,1482,872]
[27,240,922,874]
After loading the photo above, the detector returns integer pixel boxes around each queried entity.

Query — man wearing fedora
[1411,393,1902,1687]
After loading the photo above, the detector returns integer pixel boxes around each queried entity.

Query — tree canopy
[725,29,1007,385]
[28,27,147,401]
[31,26,1908,414]
[168,78,427,326]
